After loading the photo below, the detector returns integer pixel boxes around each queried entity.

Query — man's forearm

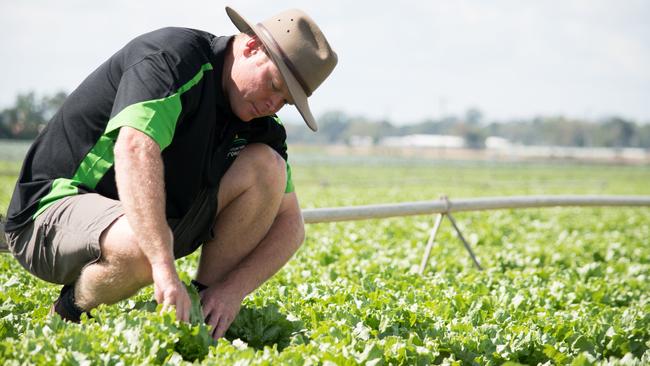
[114,127,174,267]
[221,205,305,298]
[114,127,192,321]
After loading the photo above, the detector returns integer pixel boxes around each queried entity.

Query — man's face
[228,38,291,122]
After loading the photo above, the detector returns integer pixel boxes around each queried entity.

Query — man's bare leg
[70,143,291,318]
[194,143,305,338]
[195,143,287,286]
[74,217,156,310]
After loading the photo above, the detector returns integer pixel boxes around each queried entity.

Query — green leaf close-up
[1,151,649,365]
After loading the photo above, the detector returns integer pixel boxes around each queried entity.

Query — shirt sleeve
[104,52,213,151]
[248,115,295,193]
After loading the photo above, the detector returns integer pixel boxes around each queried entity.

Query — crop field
[1,144,649,365]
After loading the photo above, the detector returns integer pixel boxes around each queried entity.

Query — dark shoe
[49,284,85,323]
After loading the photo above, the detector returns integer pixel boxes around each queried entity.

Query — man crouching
[3,6,337,340]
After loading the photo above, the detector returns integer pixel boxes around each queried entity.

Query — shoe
[49,284,83,323]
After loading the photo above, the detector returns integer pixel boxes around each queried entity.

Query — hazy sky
[1,0,648,125]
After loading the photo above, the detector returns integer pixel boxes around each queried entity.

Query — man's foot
[49,284,86,323]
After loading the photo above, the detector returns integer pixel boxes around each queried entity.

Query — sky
[1,0,649,125]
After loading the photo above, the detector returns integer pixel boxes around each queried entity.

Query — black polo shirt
[5,27,293,232]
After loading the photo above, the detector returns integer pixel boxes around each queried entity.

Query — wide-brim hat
[226,6,337,131]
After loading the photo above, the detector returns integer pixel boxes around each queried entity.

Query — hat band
[257,23,311,96]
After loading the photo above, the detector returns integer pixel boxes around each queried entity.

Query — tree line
[2,92,649,149]
[286,109,650,149]
[0,91,68,139]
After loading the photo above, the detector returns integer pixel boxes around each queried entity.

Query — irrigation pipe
[304,194,650,272]
[301,195,650,224]
[2,195,649,256]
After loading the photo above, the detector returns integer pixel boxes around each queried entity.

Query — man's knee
[98,216,152,285]
[239,143,287,192]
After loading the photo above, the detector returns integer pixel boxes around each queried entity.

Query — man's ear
[243,35,264,57]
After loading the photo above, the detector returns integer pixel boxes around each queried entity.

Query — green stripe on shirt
[33,135,117,218]
[285,163,294,193]
[33,63,213,219]
[105,62,213,150]
[272,115,294,193]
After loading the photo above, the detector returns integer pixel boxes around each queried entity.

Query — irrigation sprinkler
[301,195,650,273]
[419,213,444,274]
[416,196,483,274]
[445,211,482,271]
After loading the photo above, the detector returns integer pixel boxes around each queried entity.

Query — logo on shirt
[227,135,248,159]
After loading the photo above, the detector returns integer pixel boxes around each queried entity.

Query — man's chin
[234,110,254,122]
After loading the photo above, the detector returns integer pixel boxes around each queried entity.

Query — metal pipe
[302,195,650,224]
[418,213,444,275]
[446,213,482,270]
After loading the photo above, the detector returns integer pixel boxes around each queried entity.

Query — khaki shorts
[6,188,218,285]
[5,194,124,285]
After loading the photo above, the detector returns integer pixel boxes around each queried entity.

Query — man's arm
[200,191,305,338]
[114,126,191,322]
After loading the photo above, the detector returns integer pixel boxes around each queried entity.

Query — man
[3,7,337,339]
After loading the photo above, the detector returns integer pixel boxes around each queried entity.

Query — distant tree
[42,91,68,120]
[464,129,485,149]
[345,118,394,144]
[0,114,9,138]
[453,122,485,149]
[638,124,650,148]
[600,117,637,147]
[282,109,648,148]
[464,107,483,125]
[0,90,68,139]
[400,119,441,135]
[318,111,350,143]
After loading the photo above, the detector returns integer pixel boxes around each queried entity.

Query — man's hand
[152,262,192,323]
[200,281,245,339]
[195,192,304,338]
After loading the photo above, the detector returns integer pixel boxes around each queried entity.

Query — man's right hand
[152,263,191,323]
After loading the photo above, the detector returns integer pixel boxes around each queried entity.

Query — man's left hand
[200,281,245,339]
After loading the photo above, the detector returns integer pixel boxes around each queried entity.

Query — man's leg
[195,143,287,287]
[71,143,286,315]
[74,217,153,311]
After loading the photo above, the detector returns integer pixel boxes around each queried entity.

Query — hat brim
[226,6,318,131]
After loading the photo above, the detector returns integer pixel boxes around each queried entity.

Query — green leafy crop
[1,157,649,364]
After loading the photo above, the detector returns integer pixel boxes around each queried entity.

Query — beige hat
[226,6,338,131]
